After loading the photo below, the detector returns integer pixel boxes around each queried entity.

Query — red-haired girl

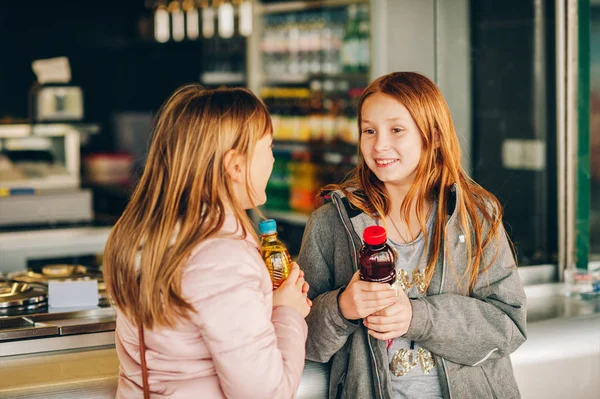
[299,72,527,399]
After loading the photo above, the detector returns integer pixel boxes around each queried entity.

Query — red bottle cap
[363,225,387,245]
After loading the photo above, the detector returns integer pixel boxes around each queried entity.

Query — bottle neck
[261,232,278,242]
[365,242,386,250]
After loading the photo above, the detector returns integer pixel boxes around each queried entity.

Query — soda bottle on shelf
[259,219,293,289]
[266,150,291,211]
[289,151,320,213]
[358,225,397,284]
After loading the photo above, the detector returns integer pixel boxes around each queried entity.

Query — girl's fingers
[295,276,305,290]
[367,329,400,341]
[282,264,301,287]
[364,318,403,332]
[348,271,361,285]
[367,303,402,318]
[360,282,397,293]
[302,281,309,294]
[360,302,395,316]
[361,290,397,301]
[360,298,397,310]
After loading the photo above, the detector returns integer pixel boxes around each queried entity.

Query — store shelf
[264,72,369,85]
[0,175,79,192]
[260,0,368,14]
[272,140,310,152]
[200,71,246,85]
[264,74,311,84]
[0,123,100,139]
[261,208,310,225]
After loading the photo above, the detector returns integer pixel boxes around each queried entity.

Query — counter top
[0,283,599,398]
[525,283,600,322]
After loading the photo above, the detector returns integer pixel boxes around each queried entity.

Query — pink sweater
[115,216,308,398]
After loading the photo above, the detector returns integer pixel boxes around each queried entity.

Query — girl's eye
[362,128,376,135]
[392,127,403,134]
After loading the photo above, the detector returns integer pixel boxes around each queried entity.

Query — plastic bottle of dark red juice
[359,225,397,284]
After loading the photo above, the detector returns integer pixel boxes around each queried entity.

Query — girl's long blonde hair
[326,72,507,293]
[103,85,272,329]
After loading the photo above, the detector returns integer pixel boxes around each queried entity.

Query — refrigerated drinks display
[255,1,370,221]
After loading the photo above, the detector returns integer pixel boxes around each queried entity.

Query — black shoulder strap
[446,189,456,217]
[341,196,363,219]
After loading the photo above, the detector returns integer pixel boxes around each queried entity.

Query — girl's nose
[374,134,391,152]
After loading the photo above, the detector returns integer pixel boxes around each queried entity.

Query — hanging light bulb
[238,0,252,37]
[183,0,199,40]
[169,1,185,42]
[200,0,215,38]
[218,0,234,39]
[154,1,170,43]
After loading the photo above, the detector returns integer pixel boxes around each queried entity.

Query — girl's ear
[224,149,245,183]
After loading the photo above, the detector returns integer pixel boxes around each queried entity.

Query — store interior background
[0,1,598,398]
[0,0,598,269]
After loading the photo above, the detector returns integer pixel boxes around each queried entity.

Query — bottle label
[359,270,396,285]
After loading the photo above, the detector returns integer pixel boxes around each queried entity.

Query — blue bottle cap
[259,219,277,234]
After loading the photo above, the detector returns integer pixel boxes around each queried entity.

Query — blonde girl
[104,85,310,398]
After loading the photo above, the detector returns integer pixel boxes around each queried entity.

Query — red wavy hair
[325,72,508,293]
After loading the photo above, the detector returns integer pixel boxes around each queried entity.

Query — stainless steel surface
[47,317,115,335]
[9,265,98,284]
[0,283,597,398]
[0,307,115,345]
[0,226,111,273]
[0,330,115,357]
[0,282,47,308]
[517,264,558,286]
[0,189,93,227]
[525,283,600,322]
[0,319,58,341]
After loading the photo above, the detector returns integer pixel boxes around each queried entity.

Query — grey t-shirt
[348,205,443,398]
[386,205,443,399]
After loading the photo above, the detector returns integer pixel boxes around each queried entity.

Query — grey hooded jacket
[297,186,527,399]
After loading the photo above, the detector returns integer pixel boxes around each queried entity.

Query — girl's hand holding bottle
[273,263,312,318]
[338,271,397,321]
[363,287,412,339]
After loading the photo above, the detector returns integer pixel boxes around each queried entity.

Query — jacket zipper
[440,186,458,399]
[440,231,453,399]
[335,372,347,399]
[332,194,384,399]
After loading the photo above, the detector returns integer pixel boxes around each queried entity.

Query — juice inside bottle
[259,219,292,289]
[359,225,397,284]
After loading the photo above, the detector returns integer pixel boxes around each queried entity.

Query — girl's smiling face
[360,93,424,190]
